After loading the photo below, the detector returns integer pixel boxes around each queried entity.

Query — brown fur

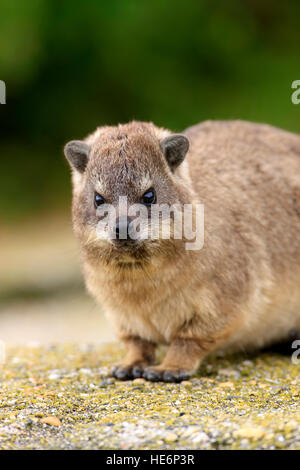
[65,120,300,382]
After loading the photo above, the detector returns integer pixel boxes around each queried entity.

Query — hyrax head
[64,121,189,266]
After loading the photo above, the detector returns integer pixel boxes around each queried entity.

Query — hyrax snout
[64,120,300,382]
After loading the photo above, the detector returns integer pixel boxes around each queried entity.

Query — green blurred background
[1,0,300,343]
[1,0,300,221]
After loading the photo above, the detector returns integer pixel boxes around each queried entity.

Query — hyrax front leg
[143,338,206,382]
[142,310,240,382]
[111,336,156,380]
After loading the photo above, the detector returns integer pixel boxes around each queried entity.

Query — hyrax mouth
[116,260,144,269]
[111,239,137,248]
[110,241,152,268]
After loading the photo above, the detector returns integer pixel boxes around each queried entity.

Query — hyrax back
[64,120,300,382]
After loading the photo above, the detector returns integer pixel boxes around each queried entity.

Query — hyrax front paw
[111,363,147,380]
[143,366,192,383]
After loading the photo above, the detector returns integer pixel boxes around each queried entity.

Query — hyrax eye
[94,192,105,208]
[141,188,156,206]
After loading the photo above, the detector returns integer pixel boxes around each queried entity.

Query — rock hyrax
[64,120,300,382]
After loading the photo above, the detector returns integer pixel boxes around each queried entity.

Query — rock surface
[0,343,299,450]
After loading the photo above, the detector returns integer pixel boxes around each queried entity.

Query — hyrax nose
[114,216,132,241]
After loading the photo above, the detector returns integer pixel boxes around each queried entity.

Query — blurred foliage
[0,0,300,221]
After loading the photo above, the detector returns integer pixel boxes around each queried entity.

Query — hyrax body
[65,120,300,382]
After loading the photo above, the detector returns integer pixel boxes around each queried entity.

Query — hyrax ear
[160,134,189,170]
[64,140,90,173]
